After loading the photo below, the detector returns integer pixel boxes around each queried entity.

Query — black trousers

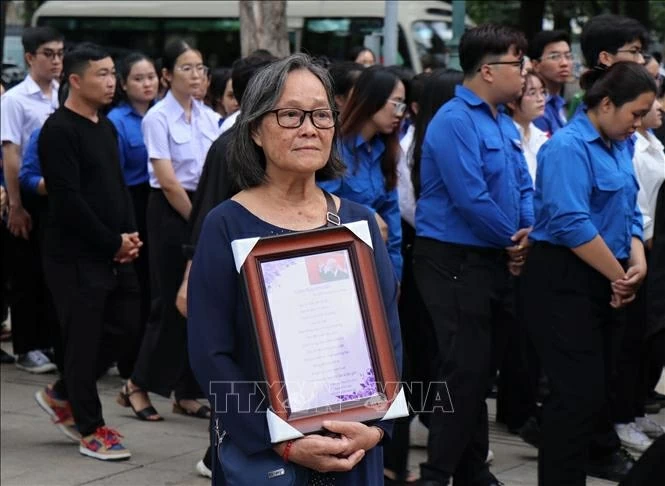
[614,270,649,422]
[496,276,541,431]
[117,182,151,378]
[2,193,59,357]
[521,243,624,486]
[413,238,513,485]
[44,258,140,437]
[383,221,437,478]
[131,190,202,400]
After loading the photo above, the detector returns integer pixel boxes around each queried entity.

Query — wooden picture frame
[237,224,401,437]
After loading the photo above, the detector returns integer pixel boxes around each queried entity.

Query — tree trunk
[1,1,8,67]
[518,0,546,42]
[551,0,575,33]
[239,1,289,58]
[626,0,650,29]
[609,0,621,14]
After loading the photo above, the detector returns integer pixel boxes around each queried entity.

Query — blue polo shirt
[530,112,642,259]
[18,127,42,194]
[319,135,403,280]
[415,85,534,248]
[533,93,567,135]
[107,103,149,187]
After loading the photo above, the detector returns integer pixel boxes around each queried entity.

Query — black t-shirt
[38,106,136,262]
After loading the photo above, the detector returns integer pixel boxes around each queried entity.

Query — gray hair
[227,53,344,189]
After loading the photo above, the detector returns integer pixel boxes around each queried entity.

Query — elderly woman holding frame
[187,53,402,485]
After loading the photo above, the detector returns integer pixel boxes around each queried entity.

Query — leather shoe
[586,448,634,482]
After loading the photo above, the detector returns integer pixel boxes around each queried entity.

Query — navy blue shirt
[533,93,567,136]
[416,85,534,248]
[319,136,403,280]
[188,199,401,486]
[530,112,642,259]
[107,103,149,187]
[18,127,43,194]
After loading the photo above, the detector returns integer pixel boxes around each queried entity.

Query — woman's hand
[374,213,389,242]
[176,261,192,318]
[176,278,188,317]
[321,420,383,456]
[273,434,365,473]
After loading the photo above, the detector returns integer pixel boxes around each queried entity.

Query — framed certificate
[232,222,403,441]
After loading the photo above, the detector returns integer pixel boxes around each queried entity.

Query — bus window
[163,19,240,67]
[38,17,161,60]
[412,20,452,69]
[301,17,411,68]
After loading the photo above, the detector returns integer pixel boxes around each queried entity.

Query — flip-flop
[173,401,211,419]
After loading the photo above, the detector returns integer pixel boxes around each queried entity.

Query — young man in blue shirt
[530,30,573,136]
[1,27,65,373]
[413,24,533,486]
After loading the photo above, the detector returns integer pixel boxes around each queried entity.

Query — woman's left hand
[321,420,383,456]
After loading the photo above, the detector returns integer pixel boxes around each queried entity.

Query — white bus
[32,1,470,72]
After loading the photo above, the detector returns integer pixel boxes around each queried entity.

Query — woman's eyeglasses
[388,100,407,116]
[175,64,209,76]
[269,108,337,129]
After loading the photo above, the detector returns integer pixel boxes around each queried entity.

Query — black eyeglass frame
[476,58,525,73]
[267,108,338,129]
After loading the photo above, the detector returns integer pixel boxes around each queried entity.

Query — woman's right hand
[273,434,365,473]
[176,277,188,317]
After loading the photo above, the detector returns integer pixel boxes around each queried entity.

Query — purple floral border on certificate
[262,259,298,291]
[336,368,377,401]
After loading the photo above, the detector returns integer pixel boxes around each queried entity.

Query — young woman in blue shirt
[107,54,158,374]
[522,62,657,486]
[319,66,405,280]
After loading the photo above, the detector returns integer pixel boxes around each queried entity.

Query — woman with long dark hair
[117,39,221,421]
[319,66,406,280]
[107,53,158,379]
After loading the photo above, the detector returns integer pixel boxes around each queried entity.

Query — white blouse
[142,90,221,192]
[633,131,665,241]
[397,124,416,228]
[514,121,549,188]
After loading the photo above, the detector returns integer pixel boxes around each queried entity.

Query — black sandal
[172,400,211,419]
[116,384,164,421]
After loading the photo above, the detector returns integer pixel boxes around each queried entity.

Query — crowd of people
[1,12,664,486]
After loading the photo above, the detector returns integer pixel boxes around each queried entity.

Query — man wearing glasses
[569,13,649,123]
[530,30,573,136]
[413,24,533,486]
[1,26,64,374]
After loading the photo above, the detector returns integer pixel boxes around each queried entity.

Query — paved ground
[2,338,663,485]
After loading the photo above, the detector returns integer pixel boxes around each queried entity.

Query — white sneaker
[15,350,57,374]
[486,449,494,464]
[615,423,653,452]
[635,416,665,439]
[196,459,212,478]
